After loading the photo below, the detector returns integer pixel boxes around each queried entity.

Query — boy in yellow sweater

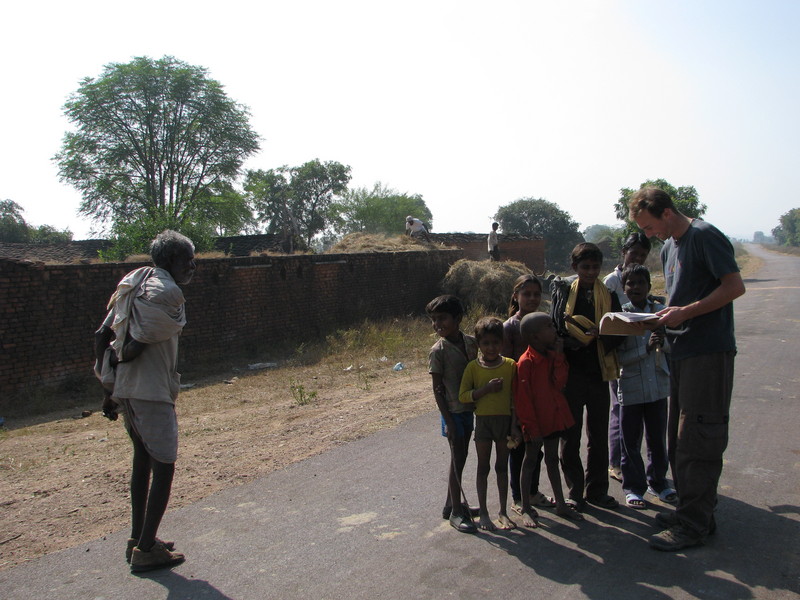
[459,317,517,531]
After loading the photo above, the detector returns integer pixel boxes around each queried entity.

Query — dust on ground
[0,354,433,571]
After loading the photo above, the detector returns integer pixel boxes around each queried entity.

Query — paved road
[2,244,799,600]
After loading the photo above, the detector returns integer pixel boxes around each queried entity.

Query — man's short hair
[151,230,195,269]
[621,263,651,287]
[629,187,675,220]
[570,242,603,267]
[426,294,464,318]
[474,316,503,342]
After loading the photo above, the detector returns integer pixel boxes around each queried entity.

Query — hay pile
[326,233,437,253]
[441,259,533,315]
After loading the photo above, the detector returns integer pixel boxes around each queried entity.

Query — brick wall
[429,234,545,271]
[0,250,461,409]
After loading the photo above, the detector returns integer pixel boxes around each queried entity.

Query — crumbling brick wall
[0,250,461,409]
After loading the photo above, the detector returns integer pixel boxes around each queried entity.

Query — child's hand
[648,329,665,352]
[485,378,504,393]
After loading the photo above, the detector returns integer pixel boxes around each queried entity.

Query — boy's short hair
[425,294,464,318]
[621,263,651,287]
[492,222,499,229]
[474,316,503,342]
[628,187,675,220]
[570,242,603,267]
[622,232,651,253]
[519,312,551,342]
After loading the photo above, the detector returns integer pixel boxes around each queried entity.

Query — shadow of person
[476,494,800,599]
[133,570,234,600]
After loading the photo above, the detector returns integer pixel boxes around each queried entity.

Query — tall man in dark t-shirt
[630,187,745,551]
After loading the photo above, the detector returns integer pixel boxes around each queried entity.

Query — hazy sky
[2,0,798,241]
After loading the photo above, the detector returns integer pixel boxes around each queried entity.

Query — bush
[441,259,532,315]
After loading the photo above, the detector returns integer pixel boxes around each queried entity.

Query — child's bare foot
[479,514,497,531]
[557,504,584,522]
[496,513,516,530]
[522,509,539,528]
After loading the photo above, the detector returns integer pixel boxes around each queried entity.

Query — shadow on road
[474,495,799,599]
[133,571,234,600]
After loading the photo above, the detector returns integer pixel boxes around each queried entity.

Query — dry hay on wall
[326,233,439,253]
[441,259,532,315]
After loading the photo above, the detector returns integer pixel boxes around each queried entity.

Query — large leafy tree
[772,208,800,246]
[328,182,433,236]
[245,159,351,249]
[614,179,707,248]
[494,198,583,269]
[55,55,260,252]
[0,200,73,243]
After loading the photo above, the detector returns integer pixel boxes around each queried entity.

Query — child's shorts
[440,411,474,439]
[474,414,512,442]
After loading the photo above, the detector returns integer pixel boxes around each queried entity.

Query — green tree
[614,179,706,235]
[245,159,351,249]
[0,200,30,242]
[583,223,623,244]
[329,182,433,236]
[494,198,583,269]
[55,55,259,254]
[0,200,73,244]
[772,208,800,246]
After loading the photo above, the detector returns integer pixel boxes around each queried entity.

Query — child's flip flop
[647,486,678,504]
[625,493,646,509]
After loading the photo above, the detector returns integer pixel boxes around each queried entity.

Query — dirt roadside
[0,356,434,571]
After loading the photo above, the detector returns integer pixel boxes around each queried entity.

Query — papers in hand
[598,312,660,335]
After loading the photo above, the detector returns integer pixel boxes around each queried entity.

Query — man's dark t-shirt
[661,219,739,361]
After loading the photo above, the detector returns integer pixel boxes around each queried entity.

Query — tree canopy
[772,208,800,246]
[244,159,351,250]
[328,182,432,236]
[612,178,707,252]
[55,55,260,253]
[0,200,73,244]
[494,198,583,269]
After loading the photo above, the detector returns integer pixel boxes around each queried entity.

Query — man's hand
[102,392,119,421]
[656,305,690,328]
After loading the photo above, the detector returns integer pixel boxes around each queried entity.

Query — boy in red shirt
[514,313,583,525]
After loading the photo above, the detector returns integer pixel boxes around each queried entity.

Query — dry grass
[326,233,438,253]
[442,259,533,314]
[0,315,440,570]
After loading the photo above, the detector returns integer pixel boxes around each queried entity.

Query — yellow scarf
[564,278,620,382]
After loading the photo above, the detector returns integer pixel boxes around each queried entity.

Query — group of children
[428,238,675,533]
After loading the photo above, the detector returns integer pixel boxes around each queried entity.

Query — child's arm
[513,360,542,440]
[431,373,457,440]
[458,361,502,404]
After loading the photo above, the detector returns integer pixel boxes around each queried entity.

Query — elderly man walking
[94,230,196,572]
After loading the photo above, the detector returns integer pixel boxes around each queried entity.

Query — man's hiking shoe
[442,503,480,520]
[531,492,557,508]
[586,494,618,509]
[655,512,716,535]
[449,513,477,533]
[649,525,703,551]
[126,537,175,563]
[130,541,185,572]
